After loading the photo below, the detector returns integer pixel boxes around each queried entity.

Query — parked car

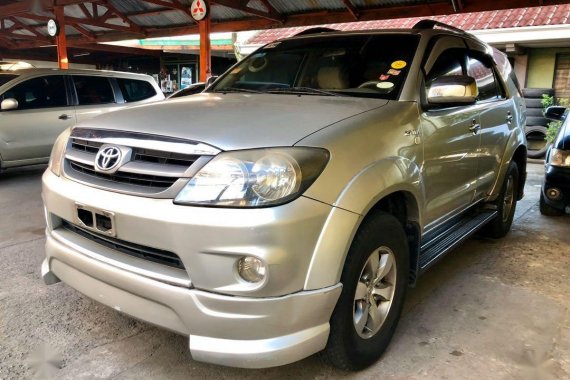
[540,106,569,216]
[0,69,163,172]
[41,21,527,370]
[167,82,206,98]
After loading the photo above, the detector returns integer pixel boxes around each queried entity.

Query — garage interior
[0,0,569,379]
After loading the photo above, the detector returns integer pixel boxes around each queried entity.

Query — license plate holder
[75,203,116,237]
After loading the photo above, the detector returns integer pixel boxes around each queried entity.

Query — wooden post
[199,1,211,82]
[54,6,68,69]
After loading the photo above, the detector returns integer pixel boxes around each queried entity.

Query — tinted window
[0,74,17,87]
[426,48,466,88]
[468,56,501,102]
[211,34,420,100]
[1,75,67,110]
[117,78,156,102]
[73,76,115,105]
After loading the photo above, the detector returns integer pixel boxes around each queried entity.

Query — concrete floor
[0,163,568,380]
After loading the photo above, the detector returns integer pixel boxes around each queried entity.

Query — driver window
[2,76,67,110]
[426,49,466,90]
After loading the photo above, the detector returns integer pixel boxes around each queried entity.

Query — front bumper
[542,164,570,210]
[41,170,344,367]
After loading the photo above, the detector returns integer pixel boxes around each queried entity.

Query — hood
[76,93,388,151]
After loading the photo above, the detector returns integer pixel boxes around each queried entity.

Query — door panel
[421,107,482,227]
[0,75,75,161]
[466,52,514,199]
[475,100,514,199]
[71,75,126,124]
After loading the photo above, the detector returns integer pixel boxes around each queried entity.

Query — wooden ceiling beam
[342,0,360,20]
[139,0,197,22]
[98,0,147,34]
[0,1,32,18]
[72,24,97,41]
[212,0,284,23]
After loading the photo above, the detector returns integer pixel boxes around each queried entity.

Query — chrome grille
[63,129,219,198]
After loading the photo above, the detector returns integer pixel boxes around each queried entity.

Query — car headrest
[317,66,349,90]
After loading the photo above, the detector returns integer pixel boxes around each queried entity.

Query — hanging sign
[47,19,59,37]
[191,0,208,21]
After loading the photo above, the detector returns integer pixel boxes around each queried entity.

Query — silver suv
[41,21,527,370]
[0,69,163,172]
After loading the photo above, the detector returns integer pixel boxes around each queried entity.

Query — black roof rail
[295,27,337,36]
[413,19,466,35]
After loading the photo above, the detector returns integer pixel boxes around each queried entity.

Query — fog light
[237,256,266,283]
[546,188,562,200]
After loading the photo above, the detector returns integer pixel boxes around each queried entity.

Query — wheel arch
[304,187,423,291]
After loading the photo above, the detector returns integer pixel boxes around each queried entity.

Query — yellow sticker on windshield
[391,60,407,70]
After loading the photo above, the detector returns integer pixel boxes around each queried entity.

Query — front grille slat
[62,220,185,270]
[70,161,177,189]
[65,136,202,194]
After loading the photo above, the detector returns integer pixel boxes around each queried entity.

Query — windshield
[210,34,419,99]
[0,74,18,88]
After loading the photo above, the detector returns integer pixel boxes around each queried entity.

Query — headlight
[174,147,329,207]
[549,148,570,167]
[48,128,72,177]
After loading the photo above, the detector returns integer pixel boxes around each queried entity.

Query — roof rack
[295,27,338,36]
[412,20,467,34]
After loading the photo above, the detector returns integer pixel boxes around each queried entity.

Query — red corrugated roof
[245,4,570,46]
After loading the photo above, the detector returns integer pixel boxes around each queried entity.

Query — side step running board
[419,210,498,273]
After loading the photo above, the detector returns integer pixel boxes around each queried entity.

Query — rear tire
[481,161,519,238]
[325,212,409,371]
[540,193,564,216]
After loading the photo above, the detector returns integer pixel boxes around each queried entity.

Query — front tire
[540,193,564,216]
[325,212,409,370]
[481,161,519,238]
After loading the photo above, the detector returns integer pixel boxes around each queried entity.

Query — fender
[304,157,424,290]
[486,126,526,201]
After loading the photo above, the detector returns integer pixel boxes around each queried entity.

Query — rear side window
[117,78,157,102]
[1,75,67,110]
[73,76,115,105]
[468,56,503,102]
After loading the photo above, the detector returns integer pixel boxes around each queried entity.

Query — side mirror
[427,76,478,106]
[544,106,567,121]
[1,98,18,111]
[205,76,218,88]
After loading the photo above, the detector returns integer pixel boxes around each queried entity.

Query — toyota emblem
[95,146,122,171]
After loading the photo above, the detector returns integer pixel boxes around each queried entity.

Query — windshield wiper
[266,87,342,97]
[212,87,264,94]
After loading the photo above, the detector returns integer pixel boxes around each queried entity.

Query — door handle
[469,123,481,135]
[506,113,513,124]
[59,114,72,120]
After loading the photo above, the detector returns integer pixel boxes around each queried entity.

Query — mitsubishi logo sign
[95,146,122,172]
[191,0,208,21]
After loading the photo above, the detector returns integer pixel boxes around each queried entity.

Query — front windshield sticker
[391,60,407,69]
[265,42,281,49]
[379,74,390,81]
[387,69,401,76]
[377,82,395,89]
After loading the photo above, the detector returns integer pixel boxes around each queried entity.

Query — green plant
[541,95,568,143]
